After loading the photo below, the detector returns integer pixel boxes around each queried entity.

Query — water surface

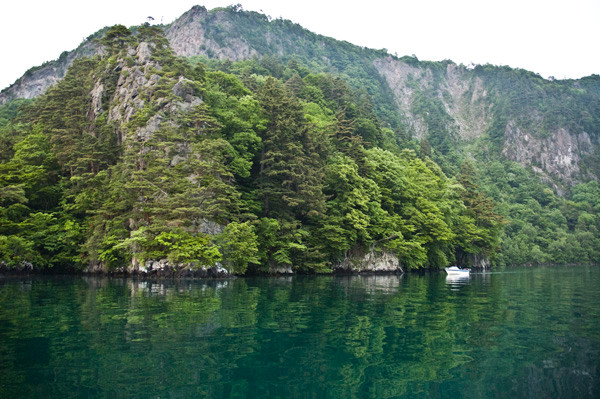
[0,266,599,398]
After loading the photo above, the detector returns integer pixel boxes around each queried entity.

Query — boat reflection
[445,273,470,289]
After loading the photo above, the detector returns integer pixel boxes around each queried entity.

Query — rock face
[85,258,231,278]
[268,264,294,275]
[0,39,100,105]
[502,121,595,190]
[0,65,62,103]
[334,247,403,274]
[458,253,491,270]
[373,56,491,141]
[373,55,599,187]
[0,261,34,273]
[165,6,258,61]
[101,41,203,144]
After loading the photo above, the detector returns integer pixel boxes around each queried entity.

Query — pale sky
[1,0,599,91]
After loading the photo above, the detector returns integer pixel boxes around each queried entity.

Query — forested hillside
[0,25,506,273]
[1,5,600,273]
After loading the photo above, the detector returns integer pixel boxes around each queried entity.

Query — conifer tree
[333,108,363,162]
[258,77,325,220]
[455,160,504,262]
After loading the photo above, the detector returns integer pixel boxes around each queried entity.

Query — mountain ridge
[2,9,600,273]
[1,4,600,189]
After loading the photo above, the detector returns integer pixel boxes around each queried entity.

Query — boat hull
[445,267,470,276]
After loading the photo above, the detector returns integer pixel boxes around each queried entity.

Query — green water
[0,266,599,398]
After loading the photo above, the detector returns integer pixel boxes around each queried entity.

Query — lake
[0,266,599,398]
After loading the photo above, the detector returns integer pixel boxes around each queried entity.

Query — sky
[1,0,599,90]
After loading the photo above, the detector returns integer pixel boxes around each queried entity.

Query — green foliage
[0,235,41,268]
[217,221,260,273]
[150,230,221,266]
[317,154,379,259]
[100,25,134,53]
[478,161,600,265]
[473,65,600,157]
[257,77,326,221]
[454,161,504,260]
[12,20,589,274]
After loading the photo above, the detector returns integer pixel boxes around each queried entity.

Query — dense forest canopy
[1,14,599,273]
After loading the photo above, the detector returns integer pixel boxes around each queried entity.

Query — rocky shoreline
[0,248,404,278]
[0,248,498,278]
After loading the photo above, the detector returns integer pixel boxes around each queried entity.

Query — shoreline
[1,263,596,280]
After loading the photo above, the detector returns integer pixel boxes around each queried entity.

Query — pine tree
[258,77,325,220]
[284,72,304,97]
[455,160,504,262]
[333,108,363,162]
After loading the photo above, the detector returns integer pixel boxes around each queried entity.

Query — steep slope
[374,57,600,189]
[0,24,509,273]
[2,11,600,272]
[163,5,600,187]
[2,4,600,188]
[374,57,491,141]
[0,31,103,104]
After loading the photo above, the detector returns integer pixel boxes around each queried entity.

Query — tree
[100,25,134,53]
[332,108,363,162]
[455,161,504,263]
[258,77,325,220]
[217,221,260,273]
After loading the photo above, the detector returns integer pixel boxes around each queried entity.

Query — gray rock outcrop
[334,247,403,273]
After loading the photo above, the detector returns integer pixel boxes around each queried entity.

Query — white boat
[445,266,470,276]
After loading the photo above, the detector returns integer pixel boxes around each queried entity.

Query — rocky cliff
[502,123,596,193]
[373,56,600,187]
[373,57,492,141]
[0,34,102,105]
[333,247,404,274]
[165,5,259,61]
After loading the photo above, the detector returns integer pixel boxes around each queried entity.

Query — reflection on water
[1,266,599,398]
[335,274,403,294]
[445,273,470,289]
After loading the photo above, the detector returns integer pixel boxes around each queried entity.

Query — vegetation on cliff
[0,25,506,273]
[1,8,600,272]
